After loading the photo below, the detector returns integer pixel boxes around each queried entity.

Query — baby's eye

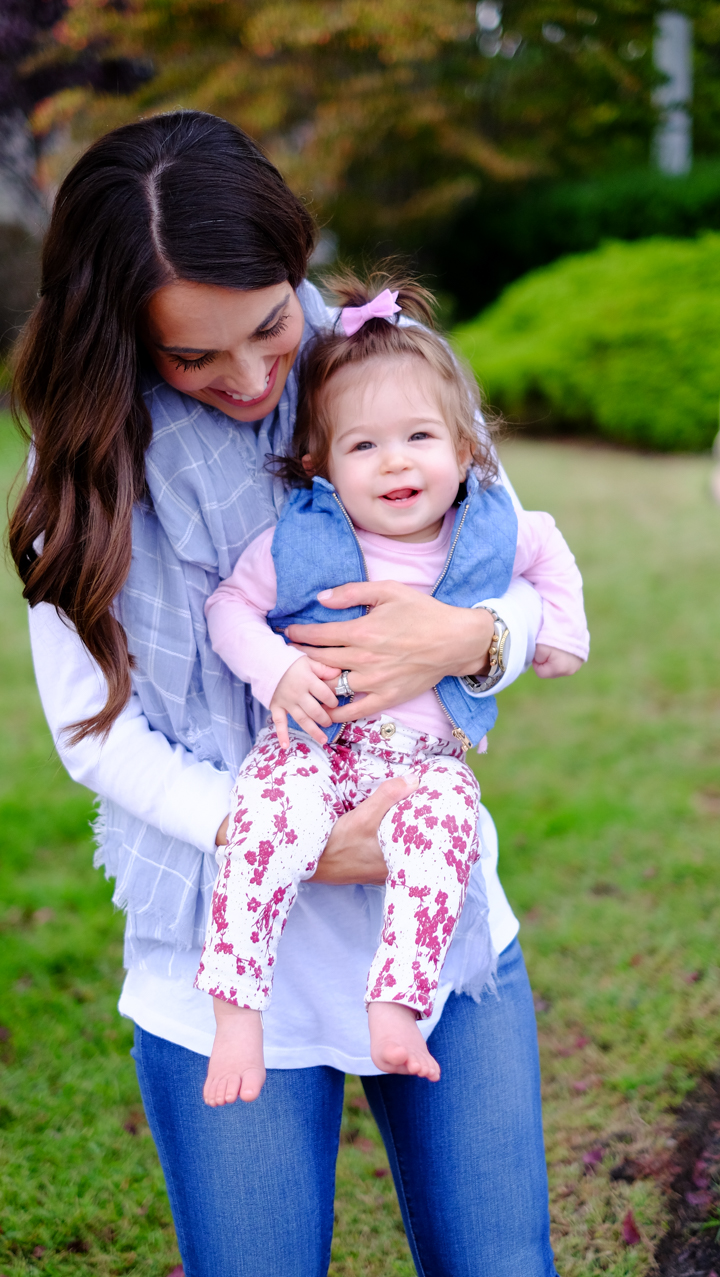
[409,431,430,441]
[353,441,375,452]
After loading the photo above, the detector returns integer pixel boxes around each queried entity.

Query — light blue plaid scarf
[96,281,330,971]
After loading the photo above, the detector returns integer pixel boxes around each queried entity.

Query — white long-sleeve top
[28,572,543,1071]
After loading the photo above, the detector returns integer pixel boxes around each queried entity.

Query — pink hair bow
[340,289,401,337]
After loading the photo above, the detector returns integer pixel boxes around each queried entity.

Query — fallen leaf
[642,866,657,879]
[357,1138,374,1153]
[32,1247,46,1259]
[373,1167,390,1178]
[622,1210,641,1245]
[630,953,642,967]
[591,881,618,896]
[582,1144,605,1169]
[33,908,55,926]
[349,1095,370,1111]
[693,1158,711,1188]
[575,1036,591,1049]
[684,971,701,984]
[685,1190,714,1207]
[572,1076,601,1093]
[166,1268,184,1276]
[695,788,720,816]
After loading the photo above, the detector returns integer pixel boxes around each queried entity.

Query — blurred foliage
[454,234,720,450]
[33,0,665,248]
[428,159,720,317]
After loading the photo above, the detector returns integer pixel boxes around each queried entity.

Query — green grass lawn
[1,413,719,1276]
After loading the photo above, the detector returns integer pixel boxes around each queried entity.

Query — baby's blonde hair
[271,269,497,489]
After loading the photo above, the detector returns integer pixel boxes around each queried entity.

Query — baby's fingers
[307,673,339,709]
[271,705,290,749]
[307,658,342,683]
[294,710,329,746]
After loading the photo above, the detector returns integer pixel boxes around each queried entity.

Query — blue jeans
[132,938,557,1277]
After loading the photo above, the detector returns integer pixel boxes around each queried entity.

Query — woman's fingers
[329,693,390,723]
[311,773,418,886]
[359,773,419,827]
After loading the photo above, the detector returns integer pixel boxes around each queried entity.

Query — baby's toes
[418,1053,441,1082]
[222,1073,243,1106]
[239,1067,266,1103]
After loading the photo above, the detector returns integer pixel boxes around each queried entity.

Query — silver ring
[334,670,353,699]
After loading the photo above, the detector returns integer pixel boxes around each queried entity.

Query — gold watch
[461,608,510,693]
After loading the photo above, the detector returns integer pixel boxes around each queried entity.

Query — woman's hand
[216,773,417,884]
[285,581,495,724]
[310,773,418,885]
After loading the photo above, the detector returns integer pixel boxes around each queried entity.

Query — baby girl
[195,275,589,1104]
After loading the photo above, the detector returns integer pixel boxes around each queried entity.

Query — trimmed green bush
[454,235,720,451]
[427,162,720,318]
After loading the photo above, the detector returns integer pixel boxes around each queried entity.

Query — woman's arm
[30,599,396,880]
[29,602,232,855]
[285,575,542,725]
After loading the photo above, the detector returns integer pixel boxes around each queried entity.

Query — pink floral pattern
[195,720,482,1019]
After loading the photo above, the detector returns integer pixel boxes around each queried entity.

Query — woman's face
[143,280,305,421]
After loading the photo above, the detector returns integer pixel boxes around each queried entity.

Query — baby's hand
[533,644,584,679]
[270,657,340,747]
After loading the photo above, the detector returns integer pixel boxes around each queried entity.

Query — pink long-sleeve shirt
[205,506,589,741]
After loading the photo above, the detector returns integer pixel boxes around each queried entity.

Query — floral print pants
[195,717,483,1019]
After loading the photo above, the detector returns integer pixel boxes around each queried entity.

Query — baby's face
[321,356,469,543]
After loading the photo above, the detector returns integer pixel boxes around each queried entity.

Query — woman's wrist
[448,605,496,679]
[216,815,230,846]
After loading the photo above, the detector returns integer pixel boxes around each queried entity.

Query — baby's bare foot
[367,1002,441,1081]
[203,1000,266,1106]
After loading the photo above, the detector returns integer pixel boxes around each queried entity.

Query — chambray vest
[267,470,518,747]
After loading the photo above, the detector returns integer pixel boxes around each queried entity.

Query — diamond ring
[334,670,353,699]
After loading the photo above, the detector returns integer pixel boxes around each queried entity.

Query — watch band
[461,607,510,693]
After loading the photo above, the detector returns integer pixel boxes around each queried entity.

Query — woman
[10,111,557,1277]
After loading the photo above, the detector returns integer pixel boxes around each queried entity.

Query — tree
[39,0,661,251]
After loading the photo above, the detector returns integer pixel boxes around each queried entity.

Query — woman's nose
[224,353,270,399]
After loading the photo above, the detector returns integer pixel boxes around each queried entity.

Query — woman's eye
[170,352,216,373]
[256,315,289,342]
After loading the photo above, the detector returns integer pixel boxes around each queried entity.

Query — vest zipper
[334,488,473,751]
[430,499,473,751]
[332,492,370,612]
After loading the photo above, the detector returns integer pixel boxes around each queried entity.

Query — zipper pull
[452,727,472,752]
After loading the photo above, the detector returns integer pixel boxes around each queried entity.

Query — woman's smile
[210,358,279,407]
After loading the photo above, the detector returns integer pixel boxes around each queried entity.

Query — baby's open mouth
[380,488,420,504]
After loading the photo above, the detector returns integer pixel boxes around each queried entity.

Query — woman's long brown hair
[9,111,315,742]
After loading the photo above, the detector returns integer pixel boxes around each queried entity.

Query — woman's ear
[301,454,314,474]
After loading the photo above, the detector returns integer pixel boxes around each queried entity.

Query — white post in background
[653,10,693,175]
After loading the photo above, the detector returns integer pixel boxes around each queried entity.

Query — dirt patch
[654,1075,720,1276]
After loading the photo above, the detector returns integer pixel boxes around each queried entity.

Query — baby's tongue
[384,488,414,500]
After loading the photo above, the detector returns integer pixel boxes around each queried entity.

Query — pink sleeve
[204,527,304,708]
[512,510,590,661]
